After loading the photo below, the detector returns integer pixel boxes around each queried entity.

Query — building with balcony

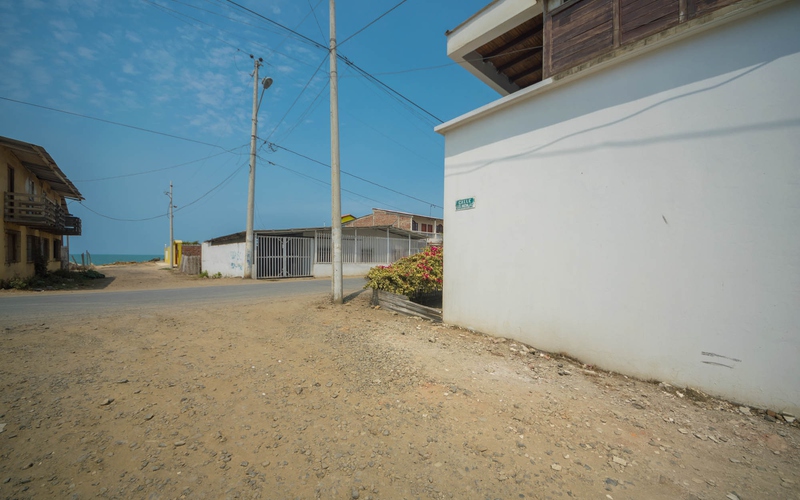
[436,0,799,414]
[344,208,443,244]
[2,136,83,280]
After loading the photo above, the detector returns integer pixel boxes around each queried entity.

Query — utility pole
[329,0,343,304]
[244,55,262,279]
[166,181,175,268]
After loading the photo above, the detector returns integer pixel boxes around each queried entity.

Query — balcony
[64,215,82,236]
[4,192,82,236]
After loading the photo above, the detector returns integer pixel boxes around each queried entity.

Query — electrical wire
[74,143,249,182]
[339,0,409,46]
[275,78,329,143]
[264,53,329,142]
[222,0,443,124]
[78,201,167,222]
[0,96,231,150]
[76,160,248,222]
[259,156,408,212]
[223,0,328,51]
[145,0,328,72]
[306,0,328,45]
[264,140,443,209]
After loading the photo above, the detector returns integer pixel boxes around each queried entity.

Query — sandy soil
[0,263,797,499]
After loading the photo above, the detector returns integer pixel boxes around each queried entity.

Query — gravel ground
[0,265,797,499]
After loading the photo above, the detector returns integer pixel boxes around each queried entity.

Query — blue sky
[0,0,497,254]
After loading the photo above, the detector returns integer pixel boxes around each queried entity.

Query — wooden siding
[688,0,739,18]
[372,289,442,322]
[620,0,680,43]
[550,0,615,74]
[474,14,545,90]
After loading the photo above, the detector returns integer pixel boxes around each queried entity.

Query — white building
[436,0,800,414]
[202,227,427,279]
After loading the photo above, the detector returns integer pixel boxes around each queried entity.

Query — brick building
[344,208,442,242]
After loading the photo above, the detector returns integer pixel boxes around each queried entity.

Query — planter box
[372,289,442,322]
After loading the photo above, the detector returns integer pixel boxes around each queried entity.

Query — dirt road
[0,264,797,499]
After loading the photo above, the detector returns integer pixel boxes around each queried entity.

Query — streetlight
[244,54,273,279]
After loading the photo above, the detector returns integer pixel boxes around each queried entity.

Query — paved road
[0,277,366,324]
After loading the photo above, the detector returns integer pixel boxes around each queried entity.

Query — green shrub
[6,277,32,290]
[364,246,442,299]
[81,269,106,279]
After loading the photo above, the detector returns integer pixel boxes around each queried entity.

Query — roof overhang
[446,0,543,95]
[0,136,83,200]
[208,226,429,246]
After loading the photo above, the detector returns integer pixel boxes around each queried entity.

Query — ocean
[69,254,163,266]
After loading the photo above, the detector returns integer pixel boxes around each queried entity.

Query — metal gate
[255,236,313,278]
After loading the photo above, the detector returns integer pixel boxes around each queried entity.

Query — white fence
[315,230,427,264]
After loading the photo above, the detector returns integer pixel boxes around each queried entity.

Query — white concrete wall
[441,2,800,414]
[313,263,374,278]
[201,242,245,278]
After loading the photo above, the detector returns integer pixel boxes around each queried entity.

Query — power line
[74,143,249,182]
[78,201,167,222]
[144,0,321,71]
[339,0,409,46]
[75,160,248,222]
[306,0,328,44]
[264,140,443,209]
[0,96,231,150]
[340,56,443,123]
[223,0,328,51]
[275,78,329,143]
[264,53,329,142]
[259,156,408,213]
[222,0,442,124]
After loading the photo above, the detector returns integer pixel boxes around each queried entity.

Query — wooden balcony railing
[3,192,82,235]
[64,215,82,236]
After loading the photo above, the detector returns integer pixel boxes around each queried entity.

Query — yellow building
[1,136,83,280]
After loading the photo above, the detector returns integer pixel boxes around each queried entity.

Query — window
[412,221,419,231]
[5,231,20,264]
[437,224,444,234]
[42,238,50,261]
[420,223,433,233]
[26,235,40,262]
[53,239,61,262]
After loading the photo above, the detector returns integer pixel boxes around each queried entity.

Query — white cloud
[50,18,80,44]
[125,31,143,44]
[207,46,236,68]
[97,32,115,46]
[141,48,177,82]
[29,67,52,86]
[275,65,294,75]
[76,46,97,60]
[120,89,140,109]
[9,47,39,66]
[122,62,137,75]
[22,0,45,8]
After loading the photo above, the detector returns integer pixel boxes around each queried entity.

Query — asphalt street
[0,277,366,325]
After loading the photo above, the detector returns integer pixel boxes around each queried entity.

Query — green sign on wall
[455,197,475,211]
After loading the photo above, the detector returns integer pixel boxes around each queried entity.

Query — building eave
[0,136,84,200]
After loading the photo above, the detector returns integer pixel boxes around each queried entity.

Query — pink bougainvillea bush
[364,246,443,299]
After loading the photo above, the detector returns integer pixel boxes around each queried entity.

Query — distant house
[2,136,83,280]
[345,208,443,244]
[436,0,800,414]
[202,226,427,279]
